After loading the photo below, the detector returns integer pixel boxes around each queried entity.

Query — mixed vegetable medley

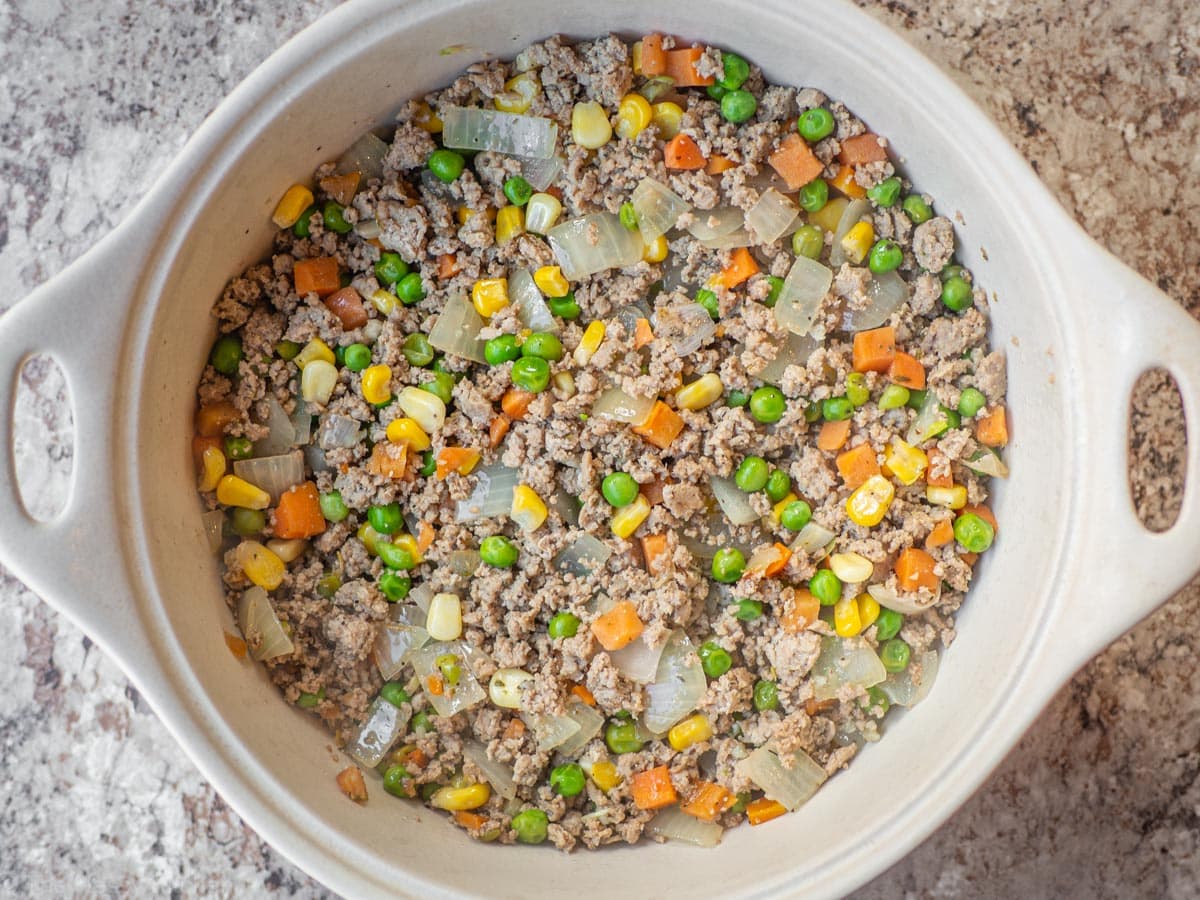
[194,32,1009,849]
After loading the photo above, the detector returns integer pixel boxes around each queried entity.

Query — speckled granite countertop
[2,1,1198,896]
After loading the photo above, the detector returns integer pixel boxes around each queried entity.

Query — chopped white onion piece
[448,549,480,576]
[336,132,389,182]
[407,582,435,614]
[202,510,225,553]
[462,739,519,799]
[233,450,305,504]
[355,219,382,240]
[408,641,487,717]
[374,619,429,680]
[774,256,833,336]
[758,330,819,384]
[518,153,564,191]
[236,586,294,662]
[829,199,873,267]
[551,491,580,526]
[555,702,606,757]
[866,582,937,615]
[429,294,486,363]
[303,444,328,473]
[965,449,1009,478]
[554,532,613,576]
[648,806,724,847]
[344,697,409,768]
[653,302,717,357]
[880,649,940,708]
[548,212,644,280]
[643,630,706,735]
[906,390,951,446]
[746,188,799,245]
[791,521,837,556]
[441,106,558,159]
[686,206,744,241]
[811,636,887,701]
[316,413,362,450]
[510,269,559,333]
[843,269,910,332]
[631,177,689,242]
[523,710,582,751]
[699,228,752,251]
[593,387,656,425]
[289,405,313,447]
[711,476,760,526]
[254,398,296,457]
[736,744,827,811]
[609,633,667,684]
[455,465,519,522]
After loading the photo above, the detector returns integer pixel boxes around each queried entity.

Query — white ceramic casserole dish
[3,1,1199,896]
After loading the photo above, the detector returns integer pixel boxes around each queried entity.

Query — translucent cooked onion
[548,212,644,280]
[746,188,799,246]
[774,256,833,336]
[237,586,294,662]
[593,387,656,425]
[510,269,558,333]
[965,449,1009,478]
[791,520,837,555]
[441,106,558,159]
[448,549,480,577]
[456,465,519,522]
[906,390,951,446]
[409,641,487,717]
[518,153,564,191]
[316,413,362,450]
[711,476,759,526]
[649,806,724,847]
[233,450,305,503]
[699,229,752,250]
[407,582,435,613]
[609,633,667,684]
[551,491,580,526]
[555,702,606,757]
[303,444,328,473]
[736,744,827,811]
[554,532,613,576]
[289,405,313,447]
[344,697,409,768]
[811,636,887,701]
[829,198,873,267]
[842,269,910,332]
[337,132,389,182]
[355,219,382,240]
[867,582,937,615]
[429,294,486,363]
[202,510,225,553]
[686,206,744,241]
[653,302,717,358]
[254,398,296,457]
[880,649,939,708]
[631,177,689,242]
[374,619,429,680]
[523,710,582,751]
[643,631,706,735]
[462,740,518,799]
[758,330,819,384]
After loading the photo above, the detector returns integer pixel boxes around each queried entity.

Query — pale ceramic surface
[2,0,1198,897]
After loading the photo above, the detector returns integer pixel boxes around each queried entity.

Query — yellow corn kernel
[488,667,533,708]
[510,484,549,533]
[397,386,447,433]
[668,713,713,751]
[533,265,570,298]
[616,93,653,140]
[235,540,285,590]
[495,205,525,244]
[494,72,539,114]
[631,40,644,75]
[472,278,510,318]
[216,474,270,510]
[425,591,462,641]
[266,538,308,564]
[809,197,848,233]
[357,522,383,555]
[571,100,613,150]
[885,437,928,486]
[675,373,724,411]
[846,474,895,527]
[300,359,338,405]
[430,782,490,811]
[386,417,431,451]
[651,101,684,140]
[574,320,607,366]
[834,595,863,637]
[360,364,393,406]
[552,371,577,399]
[829,551,873,584]
[294,338,335,369]
[271,184,314,229]
[926,484,968,509]
[198,446,226,492]
[772,492,799,523]
[857,593,881,630]
[456,206,473,226]
[610,493,651,539]
[591,760,623,791]
[412,101,443,133]
[840,220,876,265]
[524,192,562,234]
[392,533,424,564]
[370,288,397,316]
[642,233,668,263]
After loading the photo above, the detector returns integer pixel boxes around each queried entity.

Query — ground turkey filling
[195,33,1008,850]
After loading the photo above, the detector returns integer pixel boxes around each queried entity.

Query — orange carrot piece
[960,551,980,566]
[590,600,644,651]
[816,419,851,452]
[663,47,714,87]
[836,443,881,490]
[641,478,666,506]
[961,504,998,533]
[763,542,793,578]
[501,387,534,420]
[781,588,820,633]
[830,164,867,199]
[640,533,670,575]
[888,351,926,390]
[925,448,953,487]
[399,746,429,768]
[274,481,327,539]
[641,34,667,76]
[192,434,221,466]
[324,286,369,330]
[681,782,736,822]
[839,133,888,165]
[629,765,679,810]
[896,547,939,593]
[319,171,360,205]
[852,326,896,373]
[746,797,788,825]
[976,406,1008,447]
[293,256,341,298]
[634,317,655,349]
[715,247,760,288]
[454,810,488,830]
[436,447,481,480]
[571,683,597,706]
[426,674,444,696]
[195,401,240,437]
[417,521,436,554]
[767,133,825,191]
[804,697,836,716]
[438,253,460,278]
[489,415,510,448]
[224,631,248,659]
[336,766,368,803]
[502,718,526,741]
[925,519,955,550]
[631,400,685,449]
[664,133,706,170]
[705,153,736,175]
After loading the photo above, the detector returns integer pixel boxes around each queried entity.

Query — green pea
[511,356,550,393]
[749,386,786,424]
[867,177,902,208]
[695,289,719,320]
[316,572,341,599]
[874,608,903,641]
[319,490,349,522]
[797,107,834,142]
[548,611,581,639]
[798,178,828,213]
[484,334,522,365]
[720,90,757,124]
[292,205,317,237]
[605,720,645,755]
[941,275,973,312]
[880,638,911,673]
[764,469,792,503]
[397,333,431,368]
[809,569,842,606]
[396,272,427,305]
[411,711,434,734]
[380,682,411,708]
[342,343,371,372]
[428,148,465,183]
[711,547,746,584]
[803,401,822,423]
[601,472,639,508]
[521,332,563,362]
[868,239,903,274]
[753,679,779,711]
[378,572,411,602]
[322,201,353,234]
[942,407,962,431]
[368,502,403,535]
[550,763,586,797]
[861,685,891,717]
[780,499,812,532]
[382,764,410,797]
[706,83,728,101]
[906,388,929,410]
[698,640,733,678]
[619,201,639,231]
[735,456,770,492]
[333,344,348,367]
[726,389,749,408]
[512,808,549,844]
[223,435,253,461]
[503,175,533,207]
[374,252,409,286]
[436,653,461,686]
[275,339,301,361]
[958,387,987,418]
[418,451,437,477]
[822,396,853,422]
[480,535,519,568]
[846,373,870,407]
[729,792,751,814]
[954,512,995,553]
[547,293,580,319]
[717,51,750,90]
[230,507,266,537]
[377,542,417,570]
[733,598,764,621]
[878,384,910,410]
[791,224,824,259]
[902,194,932,224]
[420,371,455,404]
[210,335,243,376]
[764,276,785,308]
[297,688,324,709]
